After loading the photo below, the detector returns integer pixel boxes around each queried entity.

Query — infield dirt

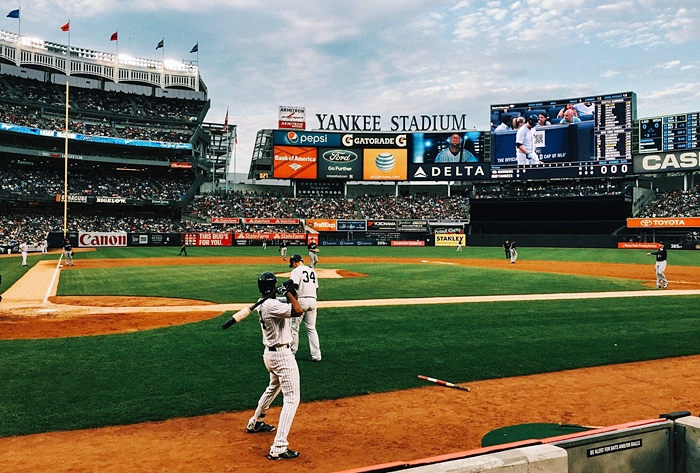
[1,256,699,472]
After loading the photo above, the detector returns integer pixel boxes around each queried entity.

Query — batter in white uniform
[246,272,304,460]
[515,115,542,165]
[288,254,321,362]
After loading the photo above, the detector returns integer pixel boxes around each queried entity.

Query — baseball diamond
[1,248,700,473]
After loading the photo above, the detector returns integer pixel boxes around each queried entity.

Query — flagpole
[63,81,69,238]
[18,7,21,36]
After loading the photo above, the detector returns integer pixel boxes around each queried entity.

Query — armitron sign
[79,232,127,247]
[627,217,700,228]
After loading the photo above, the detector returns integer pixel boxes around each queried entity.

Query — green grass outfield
[0,246,698,437]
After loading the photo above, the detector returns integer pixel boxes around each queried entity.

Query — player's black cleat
[246,421,276,433]
[268,449,300,460]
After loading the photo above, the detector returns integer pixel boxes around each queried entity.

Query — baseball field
[1,245,700,473]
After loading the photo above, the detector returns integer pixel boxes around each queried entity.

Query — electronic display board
[489,92,636,180]
[409,131,489,181]
[638,112,700,153]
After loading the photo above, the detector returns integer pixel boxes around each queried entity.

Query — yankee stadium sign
[316,113,467,132]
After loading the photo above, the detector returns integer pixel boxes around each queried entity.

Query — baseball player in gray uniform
[279,240,288,261]
[647,241,668,288]
[289,254,321,362]
[247,272,304,460]
[63,239,74,266]
[307,241,319,268]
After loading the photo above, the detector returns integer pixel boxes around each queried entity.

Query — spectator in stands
[556,103,579,119]
[559,109,581,125]
[493,115,513,133]
[537,113,551,127]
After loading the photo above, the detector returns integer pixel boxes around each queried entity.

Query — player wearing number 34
[289,254,322,362]
[515,114,543,165]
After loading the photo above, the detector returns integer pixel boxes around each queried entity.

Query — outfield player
[509,240,518,264]
[288,254,321,362]
[279,240,288,261]
[515,115,542,165]
[247,272,303,460]
[307,240,319,268]
[647,241,668,288]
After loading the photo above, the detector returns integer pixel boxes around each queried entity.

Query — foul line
[43,255,64,306]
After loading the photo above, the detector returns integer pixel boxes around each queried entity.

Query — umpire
[503,240,511,259]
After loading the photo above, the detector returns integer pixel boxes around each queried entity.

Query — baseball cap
[289,254,303,268]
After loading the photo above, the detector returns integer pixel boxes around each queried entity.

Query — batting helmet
[527,114,539,127]
[257,271,277,295]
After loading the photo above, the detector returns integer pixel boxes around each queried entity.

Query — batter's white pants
[252,347,300,455]
[290,298,321,360]
[655,261,668,287]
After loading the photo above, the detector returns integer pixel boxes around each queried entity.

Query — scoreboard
[638,112,700,153]
[595,96,634,160]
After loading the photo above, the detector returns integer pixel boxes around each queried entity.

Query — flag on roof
[110,31,118,41]
[223,109,229,132]
[7,8,19,18]
[190,43,198,53]
[156,39,164,50]
[60,22,70,32]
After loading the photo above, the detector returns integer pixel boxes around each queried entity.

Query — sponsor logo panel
[318,148,362,180]
[307,219,338,231]
[273,146,318,179]
[273,130,341,147]
[78,232,127,247]
[633,151,700,173]
[212,217,240,224]
[617,242,662,249]
[337,220,367,231]
[185,233,233,246]
[243,218,300,225]
[391,240,425,246]
[409,163,489,181]
[363,148,408,180]
[627,217,700,228]
[435,234,465,246]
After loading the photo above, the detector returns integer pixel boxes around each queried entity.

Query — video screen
[408,131,489,181]
[638,112,700,153]
[489,92,636,179]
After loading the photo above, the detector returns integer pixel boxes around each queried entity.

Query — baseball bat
[418,375,470,392]
[221,295,271,330]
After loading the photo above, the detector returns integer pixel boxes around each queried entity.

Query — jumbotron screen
[638,112,700,153]
[489,92,636,180]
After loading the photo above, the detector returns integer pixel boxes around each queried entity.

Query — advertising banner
[617,242,661,249]
[391,240,425,246]
[367,220,397,231]
[78,231,127,247]
[306,219,337,232]
[234,233,306,241]
[273,130,342,147]
[185,233,233,246]
[317,148,363,180]
[273,146,318,179]
[435,234,465,247]
[212,217,240,224]
[633,151,700,174]
[244,218,300,225]
[362,148,408,180]
[337,220,367,231]
[627,217,700,228]
[279,106,306,130]
[397,220,428,232]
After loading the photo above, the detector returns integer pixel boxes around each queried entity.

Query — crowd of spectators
[285,197,357,219]
[355,194,470,220]
[0,165,192,201]
[638,186,700,218]
[472,182,627,199]
[1,74,203,143]
[0,212,185,247]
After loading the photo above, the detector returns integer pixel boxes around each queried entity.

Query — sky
[2,0,700,175]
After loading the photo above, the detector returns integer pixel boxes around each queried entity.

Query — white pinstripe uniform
[290,261,321,361]
[250,297,301,456]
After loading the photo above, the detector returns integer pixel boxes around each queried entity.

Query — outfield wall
[335,414,700,473]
